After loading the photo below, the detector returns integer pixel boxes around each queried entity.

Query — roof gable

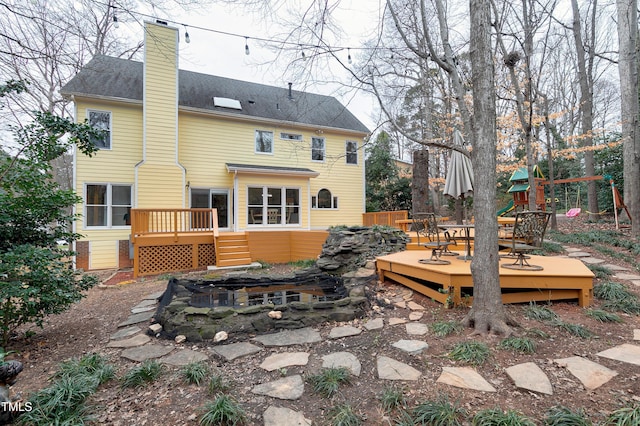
[61,55,369,134]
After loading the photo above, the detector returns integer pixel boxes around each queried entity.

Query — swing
[565,185,581,218]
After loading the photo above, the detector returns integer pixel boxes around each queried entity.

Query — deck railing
[130,208,219,242]
[362,210,409,228]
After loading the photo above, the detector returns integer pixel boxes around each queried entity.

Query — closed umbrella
[443,129,474,222]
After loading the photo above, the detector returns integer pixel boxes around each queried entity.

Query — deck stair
[215,232,252,267]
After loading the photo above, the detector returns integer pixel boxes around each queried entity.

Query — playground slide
[497,200,515,217]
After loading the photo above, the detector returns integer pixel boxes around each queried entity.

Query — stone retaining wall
[157,294,368,342]
[154,225,408,342]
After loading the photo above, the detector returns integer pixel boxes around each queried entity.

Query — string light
[100,2,411,59]
[184,26,190,43]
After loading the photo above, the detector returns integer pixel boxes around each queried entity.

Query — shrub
[54,353,115,384]
[0,100,101,348]
[524,303,558,322]
[121,360,163,388]
[472,408,535,426]
[430,321,464,337]
[199,394,246,426]
[329,403,363,426]
[0,245,97,346]
[544,406,592,425]
[498,337,536,354]
[307,367,351,398]
[181,361,210,386]
[380,386,406,413]
[411,395,467,425]
[18,353,114,425]
[208,374,232,395]
[448,341,490,365]
[587,264,612,279]
[585,309,622,323]
[551,320,593,339]
[605,403,640,425]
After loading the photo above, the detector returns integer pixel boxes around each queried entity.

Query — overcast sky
[159,0,382,130]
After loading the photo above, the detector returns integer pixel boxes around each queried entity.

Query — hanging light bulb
[184,26,190,43]
[347,48,352,64]
[245,37,250,55]
[113,15,120,29]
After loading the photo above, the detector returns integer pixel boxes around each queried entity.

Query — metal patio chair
[412,213,453,265]
[499,210,551,271]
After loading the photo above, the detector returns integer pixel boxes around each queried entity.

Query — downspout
[307,179,312,230]
[233,170,239,232]
[175,47,187,207]
[71,96,78,269]
[361,137,367,222]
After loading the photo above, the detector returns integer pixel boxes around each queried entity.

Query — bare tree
[570,0,599,220]
[464,0,513,335]
[616,0,640,235]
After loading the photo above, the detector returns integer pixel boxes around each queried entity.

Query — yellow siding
[137,166,184,208]
[137,22,185,209]
[89,240,118,270]
[75,99,142,245]
[179,113,365,230]
[143,22,178,165]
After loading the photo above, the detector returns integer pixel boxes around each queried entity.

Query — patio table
[438,224,474,261]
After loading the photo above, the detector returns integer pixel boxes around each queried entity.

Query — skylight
[213,97,242,110]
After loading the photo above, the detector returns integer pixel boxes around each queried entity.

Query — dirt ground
[5,215,640,425]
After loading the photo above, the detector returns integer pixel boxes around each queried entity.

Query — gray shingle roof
[226,163,319,177]
[61,55,369,134]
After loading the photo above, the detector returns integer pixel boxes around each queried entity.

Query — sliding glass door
[190,188,231,230]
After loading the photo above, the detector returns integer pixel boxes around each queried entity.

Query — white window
[280,132,303,141]
[346,141,358,165]
[87,110,111,149]
[312,188,338,209]
[255,130,274,154]
[85,183,132,227]
[312,137,325,162]
[248,186,300,225]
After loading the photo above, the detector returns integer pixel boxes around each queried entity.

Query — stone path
[106,248,640,424]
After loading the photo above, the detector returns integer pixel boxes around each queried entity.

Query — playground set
[499,166,630,229]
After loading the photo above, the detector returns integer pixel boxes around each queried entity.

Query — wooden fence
[362,210,408,228]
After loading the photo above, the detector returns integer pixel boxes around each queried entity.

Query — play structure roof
[507,183,530,193]
[509,165,545,182]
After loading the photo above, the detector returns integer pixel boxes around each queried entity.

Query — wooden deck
[376,250,594,307]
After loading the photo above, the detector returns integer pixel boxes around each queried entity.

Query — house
[393,159,413,178]
[61,20,369,274]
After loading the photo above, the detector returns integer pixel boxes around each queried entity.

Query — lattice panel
[198,243,216,267]
[139,245,193,275]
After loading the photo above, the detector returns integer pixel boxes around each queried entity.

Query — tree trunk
[571,0,599,221]
[412,150,430,215]
[465,0,513,335]
[616,0,640,236]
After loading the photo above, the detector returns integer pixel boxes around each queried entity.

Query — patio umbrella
[443,129,474,222]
